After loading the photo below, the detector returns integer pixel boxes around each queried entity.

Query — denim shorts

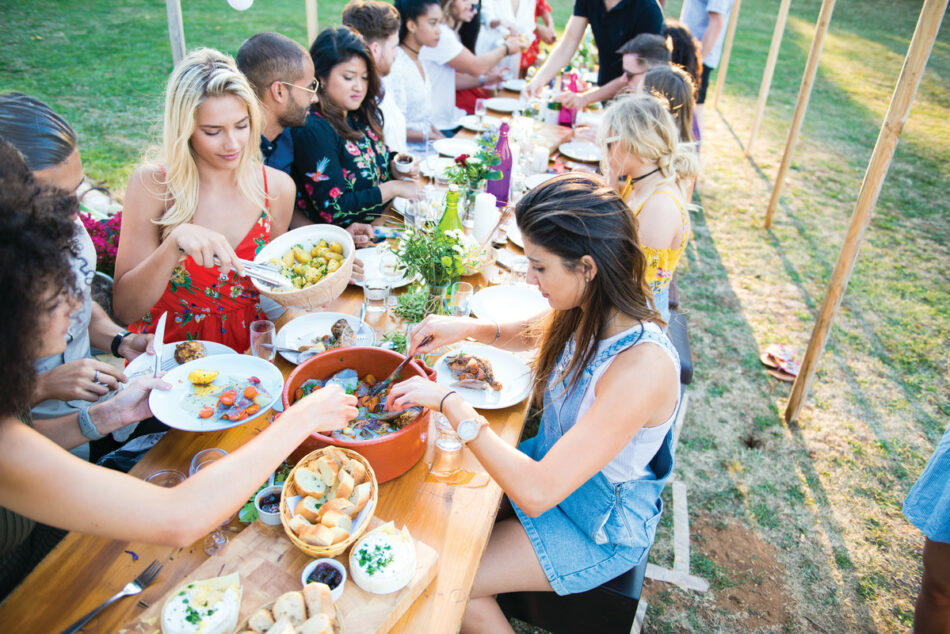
[512,436,650,595]
[904,425,950,543]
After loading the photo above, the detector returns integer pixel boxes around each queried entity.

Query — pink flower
[329,187,342,199]
[304,183,314,195]
[345,141,361,157]
[320,211,333,223]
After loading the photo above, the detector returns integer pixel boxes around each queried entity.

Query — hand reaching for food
[170,223,244,275]
[290,383,359,433]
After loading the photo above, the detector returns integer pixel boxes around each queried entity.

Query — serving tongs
[213,256,293,290]
[368,334,434,397]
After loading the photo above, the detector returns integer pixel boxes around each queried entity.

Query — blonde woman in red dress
[114,49,294,352]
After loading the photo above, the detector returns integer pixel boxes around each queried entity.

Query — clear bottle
[437,184,462,234]
[486,122,513,207]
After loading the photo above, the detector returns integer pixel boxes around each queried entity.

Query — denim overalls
[512,323,678,595]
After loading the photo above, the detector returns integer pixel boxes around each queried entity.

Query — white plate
[459,114,502,132]
[392,197,407,216]
[524,173,556,190]
[502,78,526,92]
[506,223,523,248]
[470,285,549,323]
[484,97,521,113]
[434,343,532,409]
[352,247,415,289]
[432,138,478,158]
[148,355,284,432]
[275,312,375,364]
[125,340,237,380]
[420,156,454,178]
[558,141,601,163]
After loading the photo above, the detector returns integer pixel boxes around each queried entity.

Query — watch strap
[111,331,131,358]
[78,405,106,441]
[458,415,489,444]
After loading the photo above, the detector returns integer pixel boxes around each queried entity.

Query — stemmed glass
[249,320,276,361]
[377,245,403,306]
[190,448,231,555]
[474,99,487,131]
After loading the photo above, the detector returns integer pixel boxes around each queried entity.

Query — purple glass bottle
[559,71,578,127]
[486,122,512,207]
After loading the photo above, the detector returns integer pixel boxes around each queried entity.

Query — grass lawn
[2,0,948,631]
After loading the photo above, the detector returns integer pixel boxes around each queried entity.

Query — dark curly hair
[0,140,80,418]
[662,19,702,87]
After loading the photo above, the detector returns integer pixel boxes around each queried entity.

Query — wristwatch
[111,331,132,358]
[457,415,489,444]
[78,405,106,441]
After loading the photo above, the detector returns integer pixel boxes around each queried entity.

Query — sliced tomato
[218,389,237,406]
[243,385,258,399]
[198,406,214,419]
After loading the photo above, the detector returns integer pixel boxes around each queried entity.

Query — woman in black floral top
[291,27,420,243]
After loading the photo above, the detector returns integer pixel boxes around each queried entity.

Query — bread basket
[280,447,378,558]
[252,224,355,311]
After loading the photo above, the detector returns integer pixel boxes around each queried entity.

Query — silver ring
[93,370,100,383]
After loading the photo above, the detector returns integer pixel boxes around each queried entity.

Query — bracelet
[491,320,501,344]
[111,331,132,358]
[78,405,106,441]
[503,41,511,56]
[439,390,457,413]
[478,74,486,87]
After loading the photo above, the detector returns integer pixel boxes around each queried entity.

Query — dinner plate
[558,141,602,163]
[125,340,236,380]
[275,311,375,364]
[432,138,478,158]
[470,285,550,323]
[148,354,284,432]
[433,343,532,409]
[420,156,454,178]
[483,97,521,113]
[459,114,502,132]
[524,172,556,190]
[506,223,523,248]
[502,78,526,92]
[352,247,415,289]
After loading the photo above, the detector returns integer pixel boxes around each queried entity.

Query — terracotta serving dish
[283,347,435,483]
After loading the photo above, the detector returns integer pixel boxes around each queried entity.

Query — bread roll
[247,608,276,633]
[294,467,326,498]
[320,509,352,532]
[315,456,339,485]
[297,614,333,634]
[289,514,313,535]
[330,526,350,545]
[264,616,295,634]
[295,496,323,523]
[348,482,372,514]
[335,469,355,501]
[300,524,336,547]
[324,446,348,467]
[302,582,335,618]
[343,458,367,485]
[273,591,306,626]
[316,497,355,522]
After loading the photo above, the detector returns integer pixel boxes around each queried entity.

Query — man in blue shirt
[237,33,318,178]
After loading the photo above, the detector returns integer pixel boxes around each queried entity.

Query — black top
[573,0,664,85]
[290,109,392,226]
[260,128,294,176]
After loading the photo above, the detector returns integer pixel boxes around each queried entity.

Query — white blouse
[384,47,433,138]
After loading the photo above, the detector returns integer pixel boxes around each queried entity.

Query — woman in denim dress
[389,172,681,632]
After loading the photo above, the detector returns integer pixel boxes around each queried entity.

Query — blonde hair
[599,92,698,189]
[156,48,265,239]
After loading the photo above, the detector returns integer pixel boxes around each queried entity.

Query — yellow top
[632,189,689,296]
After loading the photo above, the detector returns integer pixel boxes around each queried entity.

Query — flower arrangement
[393,227,468,289]
[444,132,503,191]
[80,211,122,278]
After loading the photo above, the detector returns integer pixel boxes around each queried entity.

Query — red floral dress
[129,174,271,353]
[521,0,553,71]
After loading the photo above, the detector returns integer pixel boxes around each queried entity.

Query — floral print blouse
[291,109,393,226]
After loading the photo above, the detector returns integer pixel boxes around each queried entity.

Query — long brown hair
[515,173,662,401]
[310,27,384,142]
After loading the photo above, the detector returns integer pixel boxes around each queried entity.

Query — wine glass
[377,246,403,306]
[474,99,487,130]
[189,448,231,555]
[249,320,276,361]
[449,282,474,317]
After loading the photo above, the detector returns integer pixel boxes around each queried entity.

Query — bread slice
[348,482,372,514]
[324,446,348,468]
[320,509,353,532]
[295,496,323,523]
[247,608,276,633]
[273,590,306,626]
[297,614,334,634]
[343,458,367,485]
[289,514,314,536]
[264,616,295,634]
[300,524,336,547]
[294,467,327,498]
[302,582,335,618]
[335,469,355,501]
[316,496,355,522]
[329,526,350,544]
[315,456,339,486]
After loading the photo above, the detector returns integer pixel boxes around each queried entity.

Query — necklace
[401,42,419,57]
[628,167,660,183]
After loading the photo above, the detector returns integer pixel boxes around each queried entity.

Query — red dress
[129,172,271,353]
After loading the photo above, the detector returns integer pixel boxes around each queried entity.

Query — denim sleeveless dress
[512,322,679,595]
[903,424,950,543]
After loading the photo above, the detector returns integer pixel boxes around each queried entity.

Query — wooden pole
[306,0,318,47]
[745,0,793,156]
[763,0,836,228]
[710,0,742,109]
[165,0,186,65]
[784,0,948,424]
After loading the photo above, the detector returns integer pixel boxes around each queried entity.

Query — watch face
[458,419,478,442]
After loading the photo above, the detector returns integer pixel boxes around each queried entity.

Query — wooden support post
[746,0,793,156]
[710,0,742,109]
[165,0,186,65]
[763,0,836,228]
[306,0,318,47]
[784,0,948,423]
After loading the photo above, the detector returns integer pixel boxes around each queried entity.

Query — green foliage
[444,133,502,188]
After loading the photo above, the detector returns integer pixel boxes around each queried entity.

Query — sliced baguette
[265,616,295,634]
[289,514,314,536]
[343,458,368,485]
[295,496,324,523]
[316,496,355,522]
[324,446,348,468]
[297,614,333,634]
[294,467,327,498]
[302,582,335,619]
[320,508,353,532]
[247,608,275,633]
[300,524,336,547]
[315,456,339,486]
[329,526,350,544]
[348,482,372,514]
[273,591,306,626]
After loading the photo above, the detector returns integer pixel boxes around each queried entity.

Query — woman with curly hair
[0,140,356,599]
[291,27,421,231]
[387,173,680,631]
[114,48,295,352]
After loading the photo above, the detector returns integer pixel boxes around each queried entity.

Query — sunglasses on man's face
[280,78,319,95]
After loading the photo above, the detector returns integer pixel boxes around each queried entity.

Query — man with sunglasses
[237,32,319,177]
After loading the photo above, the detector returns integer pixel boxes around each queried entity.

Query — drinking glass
[429,413,463,477]
[249,320,276,361]
[363,278,390,315]
[449,282,474,317]
[145,469,186,487]
[189,448,231,555]
[474,99,487,130]
[377,247,403,306]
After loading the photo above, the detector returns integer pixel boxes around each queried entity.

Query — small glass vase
[425,283,450,315]
[461,181,487,230]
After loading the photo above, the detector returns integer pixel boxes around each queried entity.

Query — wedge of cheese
[349,522,415,594]
[161,572,242,634]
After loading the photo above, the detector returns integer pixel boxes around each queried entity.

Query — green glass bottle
[437,184,462,234]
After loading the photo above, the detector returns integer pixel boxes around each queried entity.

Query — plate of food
[434,343,532,409]
[237,584,342,634]
[276,312,375,364]
[432,138,479,158]
[459,114,502,132]
[502,78,526,92]
[148,354,284,432]
[162,572,242,634]
[470,285,550,323]
[352,247,415,289]
[125,340,236,380]
[483,97,521,113]
[558,141,602,163]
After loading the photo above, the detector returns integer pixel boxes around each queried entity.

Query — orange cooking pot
[283,346,436,483]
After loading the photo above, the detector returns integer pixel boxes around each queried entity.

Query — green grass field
[2,0,948,631]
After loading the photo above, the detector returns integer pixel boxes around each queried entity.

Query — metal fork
[61,560,162,634]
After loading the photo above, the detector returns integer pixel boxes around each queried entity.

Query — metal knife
[152,312,167,377]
